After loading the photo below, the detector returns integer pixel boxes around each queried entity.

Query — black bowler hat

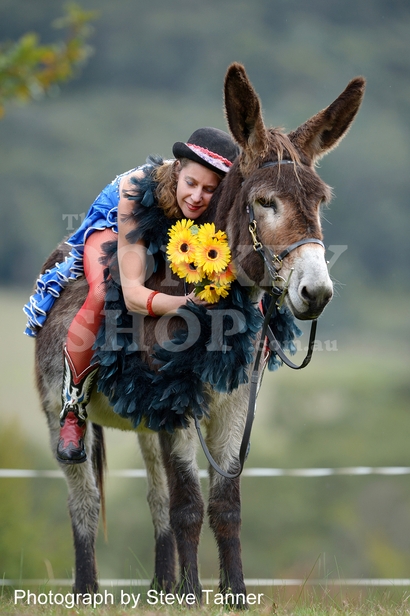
[172,127,239,175]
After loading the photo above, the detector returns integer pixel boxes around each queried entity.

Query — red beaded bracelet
[146,290,160,317]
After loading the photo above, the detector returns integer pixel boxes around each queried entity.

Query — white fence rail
[3,578,410,587]
[2,466,410,479]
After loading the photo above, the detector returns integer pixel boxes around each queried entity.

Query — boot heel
[57,411,88,464]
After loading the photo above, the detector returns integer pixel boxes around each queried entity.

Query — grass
[3,576,410,615]
[2,588,410,615]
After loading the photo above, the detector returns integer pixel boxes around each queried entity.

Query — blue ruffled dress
[23,165,143,337]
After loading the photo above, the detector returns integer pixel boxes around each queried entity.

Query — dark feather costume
[92,158,301,432]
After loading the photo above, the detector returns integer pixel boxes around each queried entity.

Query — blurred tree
[0,3,97,118]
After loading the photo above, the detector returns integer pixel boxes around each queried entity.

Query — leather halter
[247,159,325,293]
[195,159,327,479]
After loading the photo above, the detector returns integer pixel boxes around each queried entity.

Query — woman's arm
[117,172,195,316]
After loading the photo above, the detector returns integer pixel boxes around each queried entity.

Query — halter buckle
[272,253,283,270]
[276,268,294,310]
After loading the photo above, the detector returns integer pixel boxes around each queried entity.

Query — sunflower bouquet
[166,219,236,303]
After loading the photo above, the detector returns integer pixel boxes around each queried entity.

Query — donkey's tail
[91,423,107,539]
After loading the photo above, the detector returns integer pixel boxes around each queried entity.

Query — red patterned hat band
[186,143,233,174]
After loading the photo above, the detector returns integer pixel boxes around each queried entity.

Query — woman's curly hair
[153,158,186,219]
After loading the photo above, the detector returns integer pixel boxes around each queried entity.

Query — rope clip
[248,220,263,252]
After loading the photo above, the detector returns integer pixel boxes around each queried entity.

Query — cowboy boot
[56,347,99,464]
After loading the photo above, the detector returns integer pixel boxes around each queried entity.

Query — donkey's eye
[256,197,277,211]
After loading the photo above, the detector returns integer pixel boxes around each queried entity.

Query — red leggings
[66,228,116,380]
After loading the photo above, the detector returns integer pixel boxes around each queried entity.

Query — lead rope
[194,292,277,480]
[194,294,317,479]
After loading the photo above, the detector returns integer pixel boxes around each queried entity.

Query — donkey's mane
[265,128,303,166]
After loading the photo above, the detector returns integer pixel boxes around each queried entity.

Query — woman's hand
[186,291,211,309]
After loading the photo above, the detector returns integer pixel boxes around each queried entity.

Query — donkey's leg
[159,426,204,600]
[205,388,249,607]
[46,408,101,593]
[137,431,176,592]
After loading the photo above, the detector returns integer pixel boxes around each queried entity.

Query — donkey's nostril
[301,286,313,303]
[300,284,333,307]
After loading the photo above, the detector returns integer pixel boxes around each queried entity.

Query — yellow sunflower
[194,239,231,276]
[174,261,204,285]
[167,219,199,265]
[197,222,228,245]
[196,283,221,304]
[212,282,231,299]
[212,261,237,286]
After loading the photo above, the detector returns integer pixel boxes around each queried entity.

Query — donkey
[33,63,365,604]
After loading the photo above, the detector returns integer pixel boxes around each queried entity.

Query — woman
[24,127,238,464]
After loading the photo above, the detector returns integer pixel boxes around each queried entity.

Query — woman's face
[176,161,221,219]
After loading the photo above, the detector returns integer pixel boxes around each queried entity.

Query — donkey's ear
[224,63,268,163]
[289,77,366,162]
